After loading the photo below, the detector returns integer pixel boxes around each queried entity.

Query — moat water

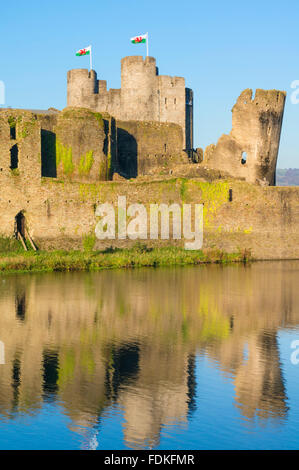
[0,261,298,450]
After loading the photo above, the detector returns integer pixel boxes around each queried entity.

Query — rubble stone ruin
[204,89,286,185]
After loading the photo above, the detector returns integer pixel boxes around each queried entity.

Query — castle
[66,55,286,186]
[0,55,287,185]
[67,56,194,152]
[0,55,298,259]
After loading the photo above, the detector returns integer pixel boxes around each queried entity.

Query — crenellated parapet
[67,69,98,107]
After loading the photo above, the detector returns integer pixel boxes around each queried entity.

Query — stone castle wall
[0,108,186,184]
[0,157,298,260]
[116,120,186,177]
[0,110,42,185]
[54,108,117,182]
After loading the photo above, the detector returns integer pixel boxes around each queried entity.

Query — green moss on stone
[8,116,16,128]
[93,112,104,127]
[191,180,229,228]
[61,108,104,128]
[180,178,188,201]
[56,140,74,175]
[79,150,94,176]
[17,119,37,139]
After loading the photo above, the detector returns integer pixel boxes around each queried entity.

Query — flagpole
[146,33,149,57]
[90,45,92,71]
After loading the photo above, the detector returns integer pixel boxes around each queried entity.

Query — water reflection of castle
[0,262,298,448]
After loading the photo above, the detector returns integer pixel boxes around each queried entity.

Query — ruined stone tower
[204,89,286,185]
[67,56,193,150]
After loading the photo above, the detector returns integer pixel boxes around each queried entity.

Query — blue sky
[1,0,298,167]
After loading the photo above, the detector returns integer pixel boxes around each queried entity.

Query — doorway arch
[15,211,26,238]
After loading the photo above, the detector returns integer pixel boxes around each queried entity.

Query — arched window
[241,152,247,165]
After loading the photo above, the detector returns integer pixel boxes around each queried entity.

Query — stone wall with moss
[53,108,116,182]
[0,109,298,260]
[0,154,298,259]
[0,107,186,184]
[0,109,42,185]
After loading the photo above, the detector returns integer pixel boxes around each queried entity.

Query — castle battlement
[158,76,185,85]
[121,55,157,66]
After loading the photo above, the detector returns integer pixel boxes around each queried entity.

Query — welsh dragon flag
[131,34,147,44]
[76,46,91,56]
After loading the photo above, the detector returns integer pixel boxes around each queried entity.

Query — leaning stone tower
[204,88,286,185]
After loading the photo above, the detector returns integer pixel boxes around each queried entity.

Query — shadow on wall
[41,130,57,178]
[10,144,19,170]
[15,211,26,237]
[117,128,138,178]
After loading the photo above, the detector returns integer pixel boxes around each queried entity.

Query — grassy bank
[0,241,251,274]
